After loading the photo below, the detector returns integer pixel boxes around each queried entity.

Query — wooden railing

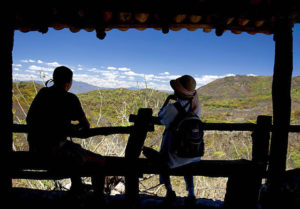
[10,108,300,208]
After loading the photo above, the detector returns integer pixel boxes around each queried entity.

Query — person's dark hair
[52,66,73,86]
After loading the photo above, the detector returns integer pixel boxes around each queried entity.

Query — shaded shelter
[3,1,300,208]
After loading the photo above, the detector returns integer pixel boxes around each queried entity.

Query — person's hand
[167,94,178,101]
[162,94,178,108]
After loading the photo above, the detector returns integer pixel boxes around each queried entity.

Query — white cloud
[123,70,144,77]
[13,73,39,81]
[73,73,138,89]
[118,67,131,71]
[28,65,54,72]
[21,59,35,63]
[88,68,103,73]
[107,66,117,70]
[13,59,239,91]
[45,61,60,67]
[25,70,38,74]
[159,72,170,75]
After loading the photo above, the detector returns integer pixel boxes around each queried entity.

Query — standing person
[158,75,202,204]
[26,66,105,197]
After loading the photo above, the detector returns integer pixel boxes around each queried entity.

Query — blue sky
[12,24,300,91]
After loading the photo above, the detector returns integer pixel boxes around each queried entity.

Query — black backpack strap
[170,101,191,129]
[173,102,185,114]
[174,100,191,113]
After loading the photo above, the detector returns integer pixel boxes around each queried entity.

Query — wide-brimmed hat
[170,75,196,99]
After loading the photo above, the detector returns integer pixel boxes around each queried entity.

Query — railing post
[252,115,272,170]
[125,108,154,202]
[251,116,272,206]
[224,115,271,209]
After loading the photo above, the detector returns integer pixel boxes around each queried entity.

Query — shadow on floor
[10,188,224,209]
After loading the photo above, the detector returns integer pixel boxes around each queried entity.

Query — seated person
[26,66,105,195]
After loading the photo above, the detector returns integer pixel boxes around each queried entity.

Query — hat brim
[170,79,193,99]
[170,80,177,91]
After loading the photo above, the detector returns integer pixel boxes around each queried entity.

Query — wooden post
[252,116,272,166]
[224,115,271,209]
[251,116,272,205]
[268,19,293,189]
[125,108,154,201]
[2,24,14,193]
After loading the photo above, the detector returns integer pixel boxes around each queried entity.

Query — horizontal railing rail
[129,115,300,132]
[13,121,300,135]
[12,124,134,138]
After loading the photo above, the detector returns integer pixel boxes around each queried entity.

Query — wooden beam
[13,123,300,134]
[3,24,14,193]
[268,19,293,189]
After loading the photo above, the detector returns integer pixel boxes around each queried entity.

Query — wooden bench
[11,108,273,208]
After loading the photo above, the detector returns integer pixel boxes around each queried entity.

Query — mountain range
[12,75,300,125]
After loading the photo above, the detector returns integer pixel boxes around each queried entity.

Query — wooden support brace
[268,19,293,188]
[262,18,294,209]
[124,108,154,201]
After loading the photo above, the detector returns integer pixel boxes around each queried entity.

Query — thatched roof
[12,1,300,39]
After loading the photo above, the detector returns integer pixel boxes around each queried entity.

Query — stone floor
[10,188,224,209]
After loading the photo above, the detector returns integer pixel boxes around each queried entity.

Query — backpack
[170,101,204,158]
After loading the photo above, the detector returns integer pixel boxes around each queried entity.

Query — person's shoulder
[66,91,80,101]
[36,86,49,95]
[66,91,77,97]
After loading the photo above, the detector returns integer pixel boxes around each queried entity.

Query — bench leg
[91,174,105,196]
[224,174,262,209]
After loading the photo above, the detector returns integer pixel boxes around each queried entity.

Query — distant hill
[69,80,99,94]
[13,80,99,94]
[197,75,300,123]
[197,75,300,101]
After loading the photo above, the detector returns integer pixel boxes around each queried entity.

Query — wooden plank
[11,153,265,179]
[12,124,133,137]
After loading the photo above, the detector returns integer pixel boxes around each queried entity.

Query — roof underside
[13,1,300,38]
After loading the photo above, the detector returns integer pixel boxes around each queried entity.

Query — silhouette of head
[53,66,73,91]
[170,75,196,99]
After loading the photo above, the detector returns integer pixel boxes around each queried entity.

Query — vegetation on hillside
[12,76,300,200]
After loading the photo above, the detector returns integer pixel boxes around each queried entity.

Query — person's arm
[158,95,178,127]
[79,115,90,129]
[161,94,178,108]
[69,93,90,131]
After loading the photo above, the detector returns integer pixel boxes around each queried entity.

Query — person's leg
[160,173,176,201]
[83,150,106,198]
[184,175,195,197]
[184,175,196,206]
